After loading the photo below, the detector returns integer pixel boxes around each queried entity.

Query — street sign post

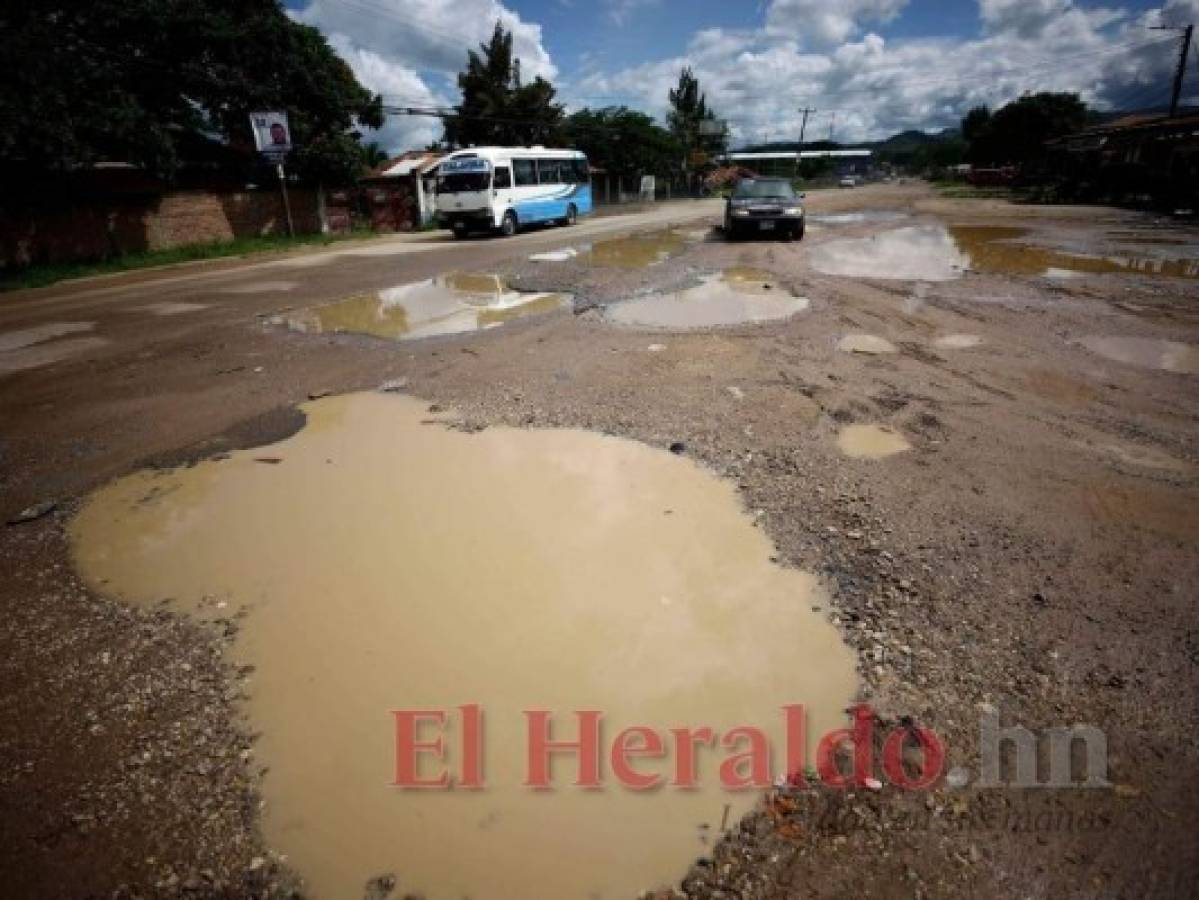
[250,111,295,237]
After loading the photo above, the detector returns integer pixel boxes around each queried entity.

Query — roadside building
[360,150,444,232]
[1047,112,1199,209]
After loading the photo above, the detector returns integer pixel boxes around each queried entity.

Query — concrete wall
[1,187,325,269]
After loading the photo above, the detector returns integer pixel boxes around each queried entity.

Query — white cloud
[566,0,1192,145]
[605,0,660,25]
[765,0,909,45]
[293,0,557,152]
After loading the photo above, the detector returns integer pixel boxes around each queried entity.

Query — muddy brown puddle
[282,274,569,341]
[605,268,810,329]
[69,392,857,899]
[836,424,911,459]
[579,228,693,268]
[811,223,1198,281]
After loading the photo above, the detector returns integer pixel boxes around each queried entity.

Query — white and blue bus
[434,147,592,238]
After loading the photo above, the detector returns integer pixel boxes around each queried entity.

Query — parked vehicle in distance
[435,147,592,238]
[839,175,858,188]
[723,177,805,240]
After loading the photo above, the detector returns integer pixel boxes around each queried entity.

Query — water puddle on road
[933,333,982,350]
[282,274,569,341]
[0,321,95,352]
[836,424,911,459]
[0,322,108,376]
[837,334,898,354]
[947,226,1199,279]
[0,336,110,376]
[579,228,692,268]
[808,210,909,226]
[1076,335,1199,374]
[220,281,300,294]
[812,223,1199,282]
[69,392,857,900]
[810,225,969,281]
[604,269,810,329]
[137,301,209,316]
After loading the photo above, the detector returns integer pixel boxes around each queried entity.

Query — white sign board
[639,175,656,202]
[250,111,292,157]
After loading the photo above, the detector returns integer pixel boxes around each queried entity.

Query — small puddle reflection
[808,210,909,226]
[283,274,569,341]
[579,229,692,268]
[69,392,857,900]
[837,424,911,459]
[1077,335,1199,374]
[837,334,897,354]
[948,225,1199,279]
[604,269,810,329]
[933,333,982,350]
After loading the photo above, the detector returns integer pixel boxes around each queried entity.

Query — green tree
[961,106,992,144]
[362,142,390,169]
[444,21,564,147]
[965,93,1086,167]
[667,67,725,180]
[0,0,383,183]
[564,107,681,180]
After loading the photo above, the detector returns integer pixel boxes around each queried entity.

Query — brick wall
[2,187,326,269]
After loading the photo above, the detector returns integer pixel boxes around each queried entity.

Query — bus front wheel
[500,211,518,237]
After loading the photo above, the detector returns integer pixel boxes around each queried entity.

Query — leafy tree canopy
[0,0,383,183]
[564,107,680,179]
[963,93,1087,166]
[444,21,564,148]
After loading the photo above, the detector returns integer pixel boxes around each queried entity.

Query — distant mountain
[736,127,960,154]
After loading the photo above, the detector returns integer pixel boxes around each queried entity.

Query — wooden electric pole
[796,107,815,175]
[1154,23,1194,117]
[1170,24,1193,117]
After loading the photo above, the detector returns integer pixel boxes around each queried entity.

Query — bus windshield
[438,171,490,194]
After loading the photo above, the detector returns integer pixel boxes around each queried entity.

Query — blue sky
[288,0,1197,151]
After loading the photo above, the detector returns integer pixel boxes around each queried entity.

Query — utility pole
[1171,24,1193,117]
[1153,22,1193,117]
[796,107,815,175]
[828,111,837,142]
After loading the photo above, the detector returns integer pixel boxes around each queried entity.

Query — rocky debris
[6,500,57,525]
[364,872,397,900]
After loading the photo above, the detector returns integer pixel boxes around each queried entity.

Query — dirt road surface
[2,183,1197,898]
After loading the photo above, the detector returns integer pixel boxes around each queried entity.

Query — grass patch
[930,180,1023,200]
[1,228,380,292]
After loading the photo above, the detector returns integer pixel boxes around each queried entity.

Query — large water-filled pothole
[810,225,969,281]
[579,228,693,268]
[1076,335,1199,374]
[811,223,1199,281]
[949,226,1199,279]
[69,392,857,899]
[604,268,810,329]
[281,274,569,341]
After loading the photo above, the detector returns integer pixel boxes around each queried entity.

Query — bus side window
[538,159,562,184]
[574,159,590,183]
[494,166,512,189]
[513,159,536,186]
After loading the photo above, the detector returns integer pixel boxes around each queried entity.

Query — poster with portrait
[250,111,292,159]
